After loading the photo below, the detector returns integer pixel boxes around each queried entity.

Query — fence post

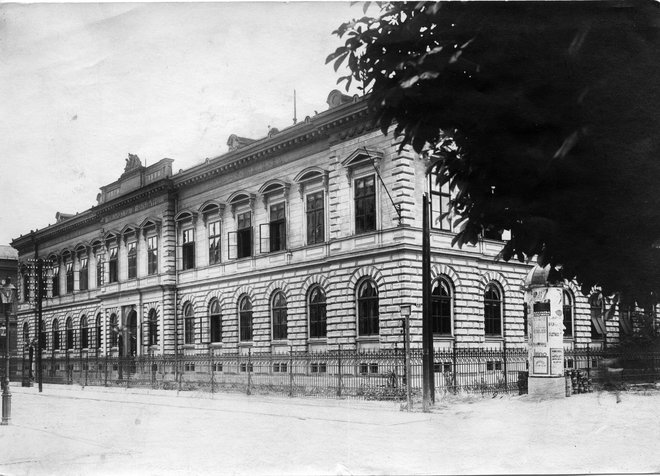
[209,347,214,395]
[587,343,591,377]
[246,348,252,396]
[337,344,342,398]
[289,345,294,398]
[177,354,182,392]
[85,352,88,387]
[104,355,108,387]
[452,340,458,394]
[503,340,508,393]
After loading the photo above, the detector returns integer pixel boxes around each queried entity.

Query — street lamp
[1,277,16,425]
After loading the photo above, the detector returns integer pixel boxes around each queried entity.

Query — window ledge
[208,342,223,348]
[356,336,379,343]
[181,344,195,349]
[307,338,327,344]
[238,341,253,347]
[433,335,454,340]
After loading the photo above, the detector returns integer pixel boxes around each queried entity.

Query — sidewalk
[1,383,659,475]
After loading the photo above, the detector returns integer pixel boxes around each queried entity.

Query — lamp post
[1,277,16,425]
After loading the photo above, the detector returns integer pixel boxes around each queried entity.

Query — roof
[0,245,18,260]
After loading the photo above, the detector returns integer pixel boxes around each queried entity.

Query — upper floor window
[306,191,325,245]
[147,236,158,275]
[432,277,452,335]
[147,309,158,346]
[429,164,452,231]
[51,262,60,297]
[183,302,195,344]
[268,203,286,252]
[96,252,103,287]
[239,295,253,342]
[355,175,376,234]
[127,241,137,279]
[308,286,327,339]
[80,315,89,349]
[108,246,118,283]
[65,261,74,293]
[563,290,574,338]
[182,229,195,270]
[209,299,222,343]
[79,257,88,291]
[237,212,252,259]
[22,272,29,302]
[271,291,288,340]
[484,284,503,336]
[208,221,221,265]
[357,279,379,337]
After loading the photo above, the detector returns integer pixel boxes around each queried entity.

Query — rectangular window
[51,267,59,297]
[66,262,74,293]
[127,241,137,279]
[306,191,325,244]
[108,246,118,283]
[430,169,452,230]
[355,175,376,234]
[237,212,252,259]
[147,236,158,275]
[269,203,286,252]
[208,221,221,265]
[79,258,88,291]
[182,229,195,270]
[210,315,222,343]
[96,253,103,287]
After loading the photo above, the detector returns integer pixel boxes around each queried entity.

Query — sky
[0,1,364,246]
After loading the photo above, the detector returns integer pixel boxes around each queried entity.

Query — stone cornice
[12,179,174,252]
[173,99,371,190]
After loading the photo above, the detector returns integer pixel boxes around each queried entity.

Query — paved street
[1,383,659,475]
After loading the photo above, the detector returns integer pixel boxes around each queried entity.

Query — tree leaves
[331,1,660,304]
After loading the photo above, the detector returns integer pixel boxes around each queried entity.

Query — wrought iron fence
[4,346,660,400]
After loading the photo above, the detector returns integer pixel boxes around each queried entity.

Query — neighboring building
[11,91,616,364]
[0,245,18,360]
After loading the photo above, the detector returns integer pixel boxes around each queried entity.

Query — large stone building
[11,91,615,364]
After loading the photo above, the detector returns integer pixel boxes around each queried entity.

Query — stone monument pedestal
[528,376,565,399]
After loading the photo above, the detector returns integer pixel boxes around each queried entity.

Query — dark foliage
[329,1,660,304]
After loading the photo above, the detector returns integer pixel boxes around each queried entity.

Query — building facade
[11,91,616,364]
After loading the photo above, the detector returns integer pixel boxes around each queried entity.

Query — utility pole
[36,259,44,393]
[422,194,434,409]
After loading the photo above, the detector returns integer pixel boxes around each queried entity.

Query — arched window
[66,317,74,349]
[23,322,29,346]
[110,313,118,348]
[183,302,195,345]
[96,313,102,349]
[589,294,606,339]
[52,319,60,351]
[271,292,287,340]
[239,296,253,342]
[80,315,89,349]
[357,279,379,337]
[309,286,327,339]
[148,309,158,346]
[40,321,46,349]
[562,290,574,338]
[431,277,452,335]
[484,283,502,336]
[209,300,221,343]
